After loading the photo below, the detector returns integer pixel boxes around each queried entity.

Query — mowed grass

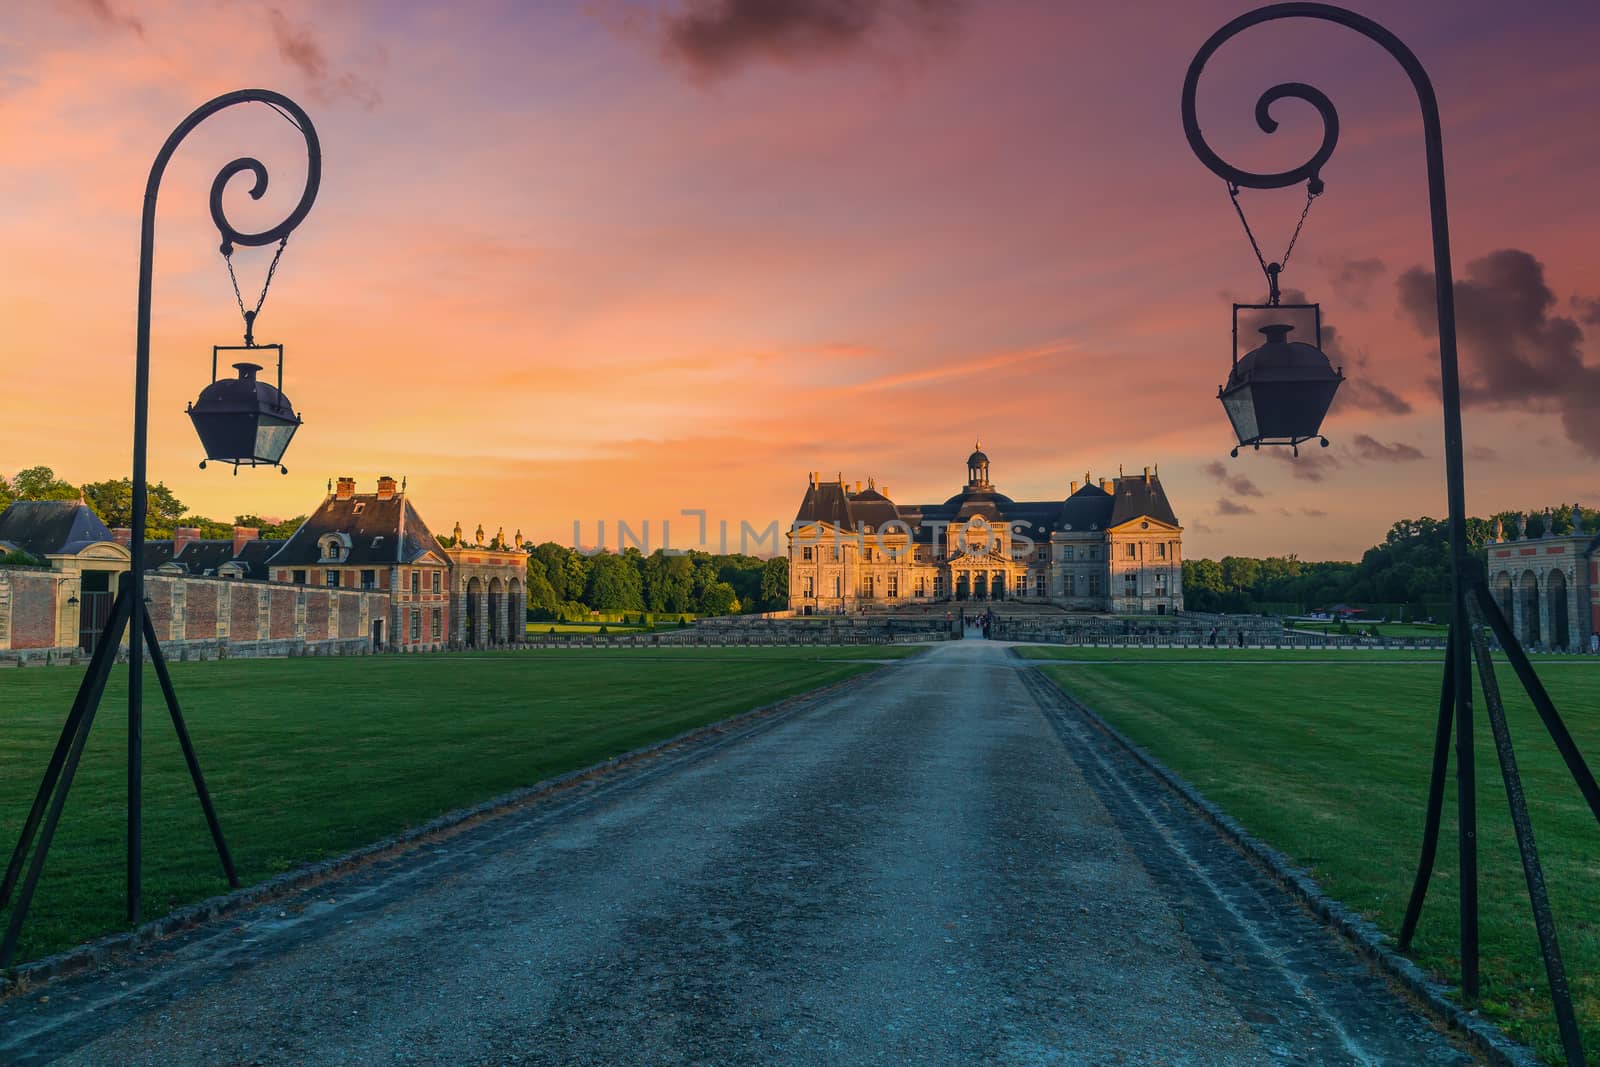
[0,646,913,966]
[1018,645,1600,1063]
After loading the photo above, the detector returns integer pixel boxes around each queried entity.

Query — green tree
[759,556,789,610]
[234,514,307,540]
[525,557,560,614]
[11,466,78,501]
[698,580,740,616]
[1220,556,1261,594]
[0,473,13,513]
[584,552,644,611]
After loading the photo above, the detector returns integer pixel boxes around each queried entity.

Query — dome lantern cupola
[966,438,991,489]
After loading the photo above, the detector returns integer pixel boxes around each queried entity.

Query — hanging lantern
[1219,302,1342,457]
[187,343,301,473]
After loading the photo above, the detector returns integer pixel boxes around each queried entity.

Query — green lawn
[526,622,656,635]
[0,646,913,966]
[1290,621,1450,638]
[1018,645,1600,1063]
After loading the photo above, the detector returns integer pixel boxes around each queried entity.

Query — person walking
[1591,630,1599,656]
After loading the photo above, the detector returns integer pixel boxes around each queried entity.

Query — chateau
[787,444,1183,615]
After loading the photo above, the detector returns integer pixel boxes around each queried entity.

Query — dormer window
[371,536,384,548]
[353,502,365,515]
[318,532,353,563]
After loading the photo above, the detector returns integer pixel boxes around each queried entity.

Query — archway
[991,571,1006,601]
[1494,571,1513,623]
[507,578,522,644]
[1549,569,1569,651]
[956,573,969,600]
[1520,570,1541,647]
[488,577,504,644]
[466,576,483,648]
[974,572,988,600]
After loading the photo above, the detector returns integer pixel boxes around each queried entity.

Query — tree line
[1183,506,1597,617]
[0,465,305,543]
[521,542,788,619]
[2,465,787,618]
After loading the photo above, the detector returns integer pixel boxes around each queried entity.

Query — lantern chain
[223,234,289,347]
[1226,179,1322,306]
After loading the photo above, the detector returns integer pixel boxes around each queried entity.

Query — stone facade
[1485,516,1599,652]
[265,477,522,651]
[787,444,1183,615]
[443,544,526,648]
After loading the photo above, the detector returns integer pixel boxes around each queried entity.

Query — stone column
[1512,574,1528,646]
[1537,572,1552,651]
[1566,568,1581,652]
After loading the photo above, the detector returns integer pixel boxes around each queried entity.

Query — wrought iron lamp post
[1183,7,1599,1062]
[0,90,321,967]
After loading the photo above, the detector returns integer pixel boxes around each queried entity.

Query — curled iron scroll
[1181,12,1341,190]
[175,90,322,254]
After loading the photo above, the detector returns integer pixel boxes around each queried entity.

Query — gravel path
[1,640,1473,1065]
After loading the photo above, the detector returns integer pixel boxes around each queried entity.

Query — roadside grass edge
[1023,658,1543,1067]
[0,660,901,1001]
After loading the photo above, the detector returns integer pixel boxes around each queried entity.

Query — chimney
[881,486,889,498]
[854,480,862,494]
[1144,466,1151,484]
[233,525,260,556]
[174,526,202,555]
[809,471,817,488]
[335,476,356,500]
[1100,477,1113,493]
[376,475,397,501]
[1070,480,1079,495]
[112,527,132,547]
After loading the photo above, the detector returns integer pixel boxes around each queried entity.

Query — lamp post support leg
[1464,600,1586,1066]
[1398,636,1454,949]
[0,613,125,968]
[1473,582,1600,824]
[0,590,132,911]
[141,612,238,888]
[127,598,143,927]
[1452,609,1479,1000]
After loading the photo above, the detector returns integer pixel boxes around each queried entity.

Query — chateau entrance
[955,574,969,600]
[78,571,114,653]
[973,573,988,600]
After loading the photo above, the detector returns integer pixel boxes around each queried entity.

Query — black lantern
[187,344,301,473]
[1219,303,1342,456]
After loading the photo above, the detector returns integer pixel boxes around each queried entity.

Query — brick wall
[269,588,297,639]
[232,586,261,640]
[305,590,330,641]
[1,571,391,660]
[0,570,56,649]
[184,581,218,641]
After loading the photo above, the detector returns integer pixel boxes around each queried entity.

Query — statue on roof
[452,521,463,547]
[475,523,485,546]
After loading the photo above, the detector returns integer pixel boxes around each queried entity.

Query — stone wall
[0,569,390,662]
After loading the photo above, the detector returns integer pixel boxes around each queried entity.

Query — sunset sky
[3,0,1599,561]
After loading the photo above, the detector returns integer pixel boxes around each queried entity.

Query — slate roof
[1109,476,1180,528]
[0,501,117,557]
[146,539,286,579]
[792,459,1179,539]
[266,493,447,568]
